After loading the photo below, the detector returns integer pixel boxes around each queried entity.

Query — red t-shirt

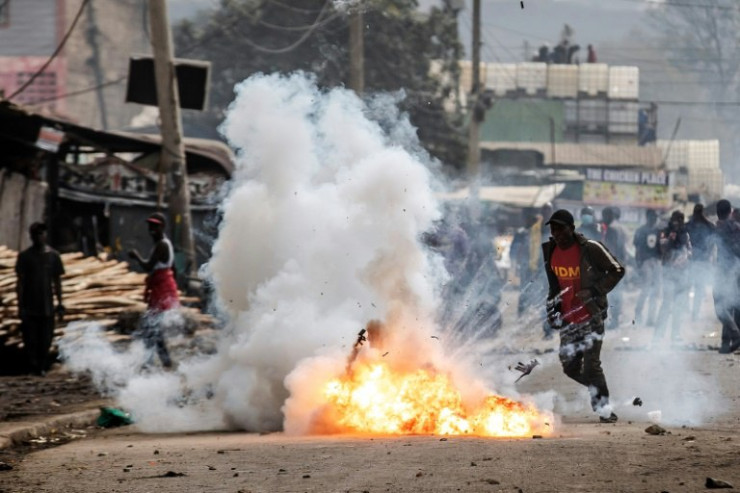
[550,243,590,324]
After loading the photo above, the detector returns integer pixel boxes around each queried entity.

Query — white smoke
[61,72,491,433]
[57,71,731,434]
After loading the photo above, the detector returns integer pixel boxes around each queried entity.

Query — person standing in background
[15,223,65,376]
[712,200,740,354]
[578,206,602,242]
[633,209,662,327]
[654,211,691,345]
[685,204,715,321]
[128,212,179,369]
[532,203,555,338]
[601,207,627,329]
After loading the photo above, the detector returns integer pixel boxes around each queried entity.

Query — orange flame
[320,361,552,437]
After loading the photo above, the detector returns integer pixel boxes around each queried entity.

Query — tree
[649,0,740,180]
[173,0,466,168]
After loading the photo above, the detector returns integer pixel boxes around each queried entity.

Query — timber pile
[0,245,215,351]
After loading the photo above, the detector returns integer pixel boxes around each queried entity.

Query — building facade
[0,0,150,130]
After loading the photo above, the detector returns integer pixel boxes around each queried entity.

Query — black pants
[21,315,55,374]
[559,318,610,412]
[713,291,740,350]
[140,312,172,368]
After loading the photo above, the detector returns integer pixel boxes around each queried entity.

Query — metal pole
[148,0,196,284]
[349,5,364,95]
[466,0,481,184]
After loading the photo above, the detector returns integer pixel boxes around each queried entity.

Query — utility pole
[148,0,197,285]
[466,0,481,184]
[349,4,364,94]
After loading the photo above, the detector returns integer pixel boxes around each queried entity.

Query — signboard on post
[125,56,211,111]
[582,167,671,209]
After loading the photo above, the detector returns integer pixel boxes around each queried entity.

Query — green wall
[479,99,565,143]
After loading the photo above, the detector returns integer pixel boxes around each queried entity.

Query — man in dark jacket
[712,199,740,354]
[633,209,662,326]
[543,209,625,423]
[685,203,715,321]
[15,223,65,375]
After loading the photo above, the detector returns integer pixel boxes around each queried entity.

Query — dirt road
[2,417,738,493]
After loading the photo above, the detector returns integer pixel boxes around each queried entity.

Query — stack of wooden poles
[0,245,213,351]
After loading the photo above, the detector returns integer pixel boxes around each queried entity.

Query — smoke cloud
[60,72,490,433]
[57,72,730,435]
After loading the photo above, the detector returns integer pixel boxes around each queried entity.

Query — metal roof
[437,184,566,208]
[480,141,664,169]
[0,100,234,176]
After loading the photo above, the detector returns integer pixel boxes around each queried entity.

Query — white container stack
[564,100,578,126]
[687,140,720,169]
[458,60,487,93]
[688,168,724,198]
[608,100,639,134]
[485,63,517,96]
[608,66,639,100]
[578,99,608,126]
[516,62,547,95]
[547,65,579,98]
[658,140,720,171]
[579,63,609,96]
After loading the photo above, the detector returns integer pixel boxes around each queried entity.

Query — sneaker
[599,412,618,424]
[726,340,740,354]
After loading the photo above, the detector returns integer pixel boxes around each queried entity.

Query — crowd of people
[507,200,740,355]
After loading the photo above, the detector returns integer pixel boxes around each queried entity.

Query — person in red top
[128,212,179,368]
[543,210,625,423]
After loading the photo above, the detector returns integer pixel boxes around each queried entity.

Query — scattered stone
[482,479,500,485]
[683,436,696,442]
[233,473,239,477]
[302,474,311,479]
[645,424,667,436]
[97,452,108,457]
[153,450,159,455]
[439,438,448,441]
[706,477,734,489]
[532,435,543,439]
[633,397,643,407]
[470,462,477,466]
[207,465,216,471]
[416,471,424,477]
[217,450,225,454]
[278,468,287,473]
[0,462,13,471]
[123,468,130,473]
[160,471,186,478]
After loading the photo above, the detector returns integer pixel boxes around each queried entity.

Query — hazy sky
[166,0,737,174]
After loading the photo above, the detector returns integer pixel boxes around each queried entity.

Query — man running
[542,209,625,422]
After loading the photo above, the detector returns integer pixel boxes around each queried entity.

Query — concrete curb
[0,409,101,450]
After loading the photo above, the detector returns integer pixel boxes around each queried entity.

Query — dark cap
[146,212,166,226]
[29,222,47,235]
[545,209,575,227]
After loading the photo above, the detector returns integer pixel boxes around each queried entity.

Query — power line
[8,0,91,100]
[235,0,334,54]
[25,76,127,106]
[613,0,740,12]
[178,0,339,56]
